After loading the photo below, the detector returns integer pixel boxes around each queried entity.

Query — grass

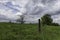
[43,25,60,40]
[0,23,60,40]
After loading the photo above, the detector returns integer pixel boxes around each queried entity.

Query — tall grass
[0,23,60,40]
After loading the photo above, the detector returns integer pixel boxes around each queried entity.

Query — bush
[51,23,60,26]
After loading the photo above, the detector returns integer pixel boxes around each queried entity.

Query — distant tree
[17,15,25,24]
[9,20,11,23]
[41,14,53,25]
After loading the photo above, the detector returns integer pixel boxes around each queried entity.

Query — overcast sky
[0,0,60,23]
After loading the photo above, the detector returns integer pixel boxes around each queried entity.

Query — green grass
[0,23,60,40]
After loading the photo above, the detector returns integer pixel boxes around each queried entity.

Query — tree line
[16,14,59,26]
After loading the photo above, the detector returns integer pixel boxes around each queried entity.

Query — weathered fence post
[38,19,41,32]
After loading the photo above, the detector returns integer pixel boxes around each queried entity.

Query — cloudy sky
[0,0,60,23]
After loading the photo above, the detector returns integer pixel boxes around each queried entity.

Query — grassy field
[0,23,60,40]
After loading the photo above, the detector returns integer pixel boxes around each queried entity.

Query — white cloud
[0,9,18,20]
[0,0,60,23]
[12,0,29,7]
[52,15,60,24]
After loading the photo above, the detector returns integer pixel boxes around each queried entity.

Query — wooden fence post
[38,19,41,32]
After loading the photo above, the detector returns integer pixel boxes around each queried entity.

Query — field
[0,23,60,40]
